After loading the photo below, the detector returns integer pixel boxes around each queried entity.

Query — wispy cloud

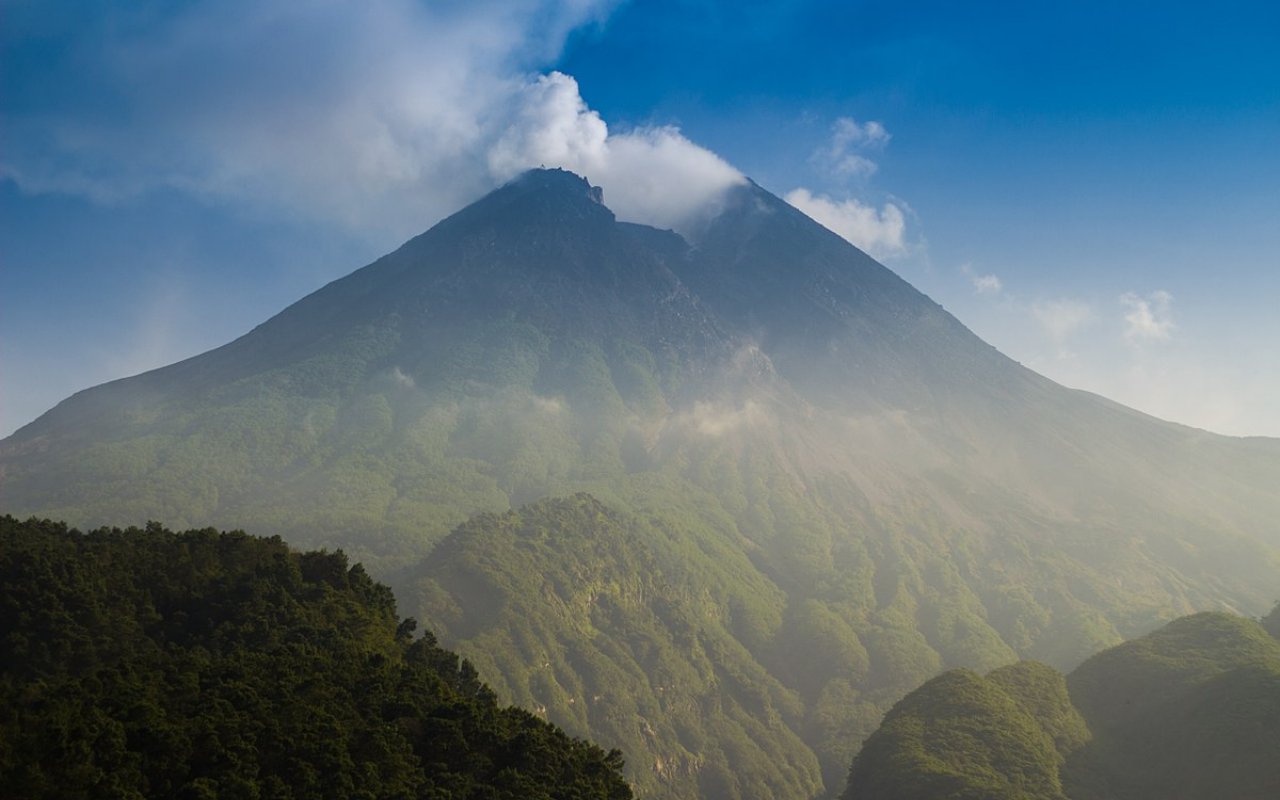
[1120,290,1175,343]
[1032,298,1094,348]
[812,117,891,179]
[390,367,416,390]
[961,264,1004,295]
[672,401,769,438]
[973,274,1003,294]
[783,188,908,260]
[785,116,914,259]
[0,0,739,239]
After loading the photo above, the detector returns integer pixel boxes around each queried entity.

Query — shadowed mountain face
[3,169,1279,799]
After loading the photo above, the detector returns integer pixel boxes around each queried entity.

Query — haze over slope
[3,169,1279,798]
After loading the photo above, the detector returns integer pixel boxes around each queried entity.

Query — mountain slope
[404,494,822,800]
[0,170,745,564]
[3,168,1279,798]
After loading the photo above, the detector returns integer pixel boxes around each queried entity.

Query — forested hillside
[842,610,1280,800]
[0,515,632,800]
[401,493,824,800]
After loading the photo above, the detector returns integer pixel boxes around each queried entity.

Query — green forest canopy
[0,515,632,800]
[842,609,1280,800]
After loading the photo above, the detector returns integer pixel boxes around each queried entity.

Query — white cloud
[390,367,416,389]
[1032,298,1094,344]
[0,0,739,239]
[973,274,1003,294]
[783,188,908,260]
[836,118,891,148]
[960,264,1003,295]
[786,116,911,260]
[1121,290,1175,343]
[813,117,891,179]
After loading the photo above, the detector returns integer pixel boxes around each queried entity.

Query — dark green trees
[404,493,824,800]
[842,666,1072,800]
[1064,613,1280,800]
[842,612,1280,800]
[0,515,631,800]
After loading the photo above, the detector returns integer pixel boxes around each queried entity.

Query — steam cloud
[488,73,745,233]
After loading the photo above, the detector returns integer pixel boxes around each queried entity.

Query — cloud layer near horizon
[1,0,741,239]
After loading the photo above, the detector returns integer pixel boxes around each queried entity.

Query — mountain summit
[4,169,1279,798]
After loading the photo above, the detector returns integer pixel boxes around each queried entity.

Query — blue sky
[3,0,1279,436]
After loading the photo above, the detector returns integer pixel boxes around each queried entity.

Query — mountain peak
[510,167,606,204]
[432,167,615,236]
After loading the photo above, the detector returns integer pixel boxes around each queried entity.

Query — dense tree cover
[842,611,1280,800]
[842,668,1069,800]
[403,493,823,800]
[0,515,631,800]
[1064,612,1280,800]
[985,662,1089,760]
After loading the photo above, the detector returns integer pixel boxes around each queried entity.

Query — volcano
[4,168,1279,798]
